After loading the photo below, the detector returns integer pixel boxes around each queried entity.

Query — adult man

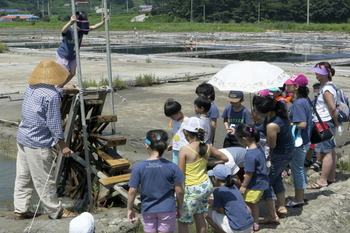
[14,60,75,220]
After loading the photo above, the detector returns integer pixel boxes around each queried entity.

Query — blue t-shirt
[289,98,312,146]
[128,158,185,214]
[263,116,294,154]
[244,146,269,191]
[213,185,254,231]
[57,27,84,60]
[221,106,252,141]
[208,103,220,119]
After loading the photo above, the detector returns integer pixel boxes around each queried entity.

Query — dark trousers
[223,138,243,148]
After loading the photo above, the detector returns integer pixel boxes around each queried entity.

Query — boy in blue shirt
[222,91,252,148]
[164,98,188,164]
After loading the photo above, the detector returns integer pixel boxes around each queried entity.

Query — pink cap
[309,65,329,75]
[285,74,308,87]
[258,89,272,97]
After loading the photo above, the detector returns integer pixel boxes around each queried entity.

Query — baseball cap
[309,65,329,75]
[258,89,272,97]
[207,164,231,180]
[268,87,282,92]
[183,117,204,133]
[285,74,308,87]
[227,90,244,102]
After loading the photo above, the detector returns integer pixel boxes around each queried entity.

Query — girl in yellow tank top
[178,117,228,233]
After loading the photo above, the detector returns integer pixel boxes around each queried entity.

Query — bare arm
[295,121,307,129]
[62,16,76,34]
[178,148,186,174]
[127,187,137,223]
[214,207,225,215]
[240,171,253,195]
[266,123,280,149]
[324,90,340,127]
[89,16,108,30]
[174,183,184,219]
[58,139,71,158]
[210,118,217,142]
[207,146,228,167]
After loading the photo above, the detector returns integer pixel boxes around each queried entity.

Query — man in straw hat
[13,60,76,220]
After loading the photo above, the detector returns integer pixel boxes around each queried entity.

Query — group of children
[127,82,273,233]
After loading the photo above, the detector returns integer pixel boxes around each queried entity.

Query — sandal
[253,223,260,231]
[310,161,322,172]
[307,182,328,189]
[50,208,76,219]
[277,208,288,217]
[327,180,336,185]
[285,200,304,208]
[259,216,280,224]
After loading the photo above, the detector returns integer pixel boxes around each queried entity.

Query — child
[164,98,188,164]
[56,12,106,87]
[127,130,185,233]
[178,117,228,233]
[235,124,269,232]
[194,96,213,145]
[206,164,254,233]
[222,90,252,148]
[195,82,220,144]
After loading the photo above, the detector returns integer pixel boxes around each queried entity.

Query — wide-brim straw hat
[28,60,69,85]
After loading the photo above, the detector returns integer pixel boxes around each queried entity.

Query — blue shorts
[314,120,336,153]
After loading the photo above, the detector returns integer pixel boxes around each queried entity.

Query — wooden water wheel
[54,88,140,208]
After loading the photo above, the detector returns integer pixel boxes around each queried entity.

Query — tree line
[149,0,350,23]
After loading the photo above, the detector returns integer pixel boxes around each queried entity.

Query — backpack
[326,83,350,122]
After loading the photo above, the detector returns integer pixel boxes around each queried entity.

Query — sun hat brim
[28,60,69,86]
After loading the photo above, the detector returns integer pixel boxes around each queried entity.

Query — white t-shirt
[170,116,189,151]
[313,83,337,122]
[219,147,247,175]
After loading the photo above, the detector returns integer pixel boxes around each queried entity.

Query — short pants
[56,52,76,71]
[142,211,176,233]
[179,178,213,223]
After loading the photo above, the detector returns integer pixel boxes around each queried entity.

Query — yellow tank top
[184,145,210,186]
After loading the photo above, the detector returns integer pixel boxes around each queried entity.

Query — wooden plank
[89,134,127,146]
[94,149,130,171]
[96,115,118,123]
[85,99,104,105]
[99,174,131,186]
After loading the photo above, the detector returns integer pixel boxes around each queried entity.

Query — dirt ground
[1,36,350,232]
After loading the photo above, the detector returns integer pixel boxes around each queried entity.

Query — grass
[145,57,152,63]
[1,13,350,33]
[0,42,9,53]
[337,161,350,171]
[135,74,155,86]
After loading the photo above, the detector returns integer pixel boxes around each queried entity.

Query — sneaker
[14,211,39,220]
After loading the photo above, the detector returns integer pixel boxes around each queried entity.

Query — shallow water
[0,153,16,210]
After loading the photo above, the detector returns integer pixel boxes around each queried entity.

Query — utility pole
[203,4,205,23]
[307,0,310,26]
[258,2,260,22]
[126,0,128,13]
[190,0,193,23]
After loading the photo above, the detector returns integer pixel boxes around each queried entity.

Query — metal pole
[203,4,205,23]
[307,0,310,26]
[258,2,260,23]
[103,0,116,134]
[126,0,128,13]
[70,0,93,208]
[190,0,193,23]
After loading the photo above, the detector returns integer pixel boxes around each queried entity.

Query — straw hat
[28,60,69,85]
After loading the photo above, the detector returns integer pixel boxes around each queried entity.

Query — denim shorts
[314,120,336,153]
[291,143,311,189]
[263,149,294,200]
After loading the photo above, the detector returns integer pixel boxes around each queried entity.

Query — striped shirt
[17,84,65,148]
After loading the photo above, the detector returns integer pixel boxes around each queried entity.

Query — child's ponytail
[144,130,168,156]
[197,128,207,157]
[235,124,260,143]
[224,175,235,187]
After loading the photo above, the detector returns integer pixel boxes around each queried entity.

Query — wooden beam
[99,174,131,186]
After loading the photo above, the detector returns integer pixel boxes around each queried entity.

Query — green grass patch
[0,42,9,53]
[135,73,155,86]
[1,13,350,33]
[338,161,350,172]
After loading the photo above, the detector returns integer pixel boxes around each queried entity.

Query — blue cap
[227,90,244,102]
[207,164,231,180]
